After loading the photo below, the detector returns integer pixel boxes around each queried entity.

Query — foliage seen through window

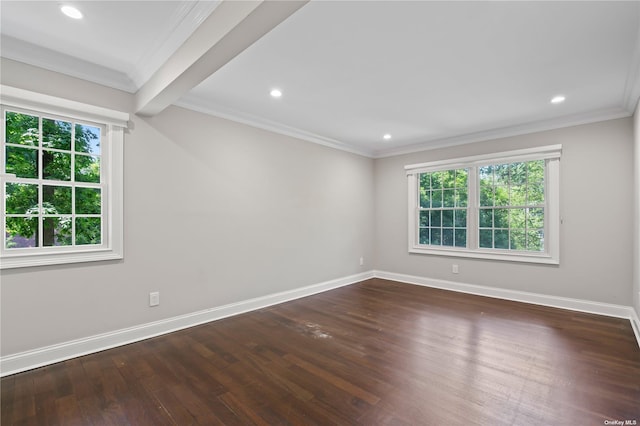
[3,110,103,249]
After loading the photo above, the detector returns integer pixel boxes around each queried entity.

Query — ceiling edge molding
[0,35,136,93]
[622,3,640,113]
[176,95,630,160]
[373,107,633,159]
[174,97,374,158]
[129,0,221,89]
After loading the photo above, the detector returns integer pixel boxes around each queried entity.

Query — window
[1,86,128,268]
[418,168,468,248]
[407,145,561,264]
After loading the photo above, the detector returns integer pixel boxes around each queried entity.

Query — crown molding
[128,0,221,88]
[175,93,631,160]
[175,95,375,158]
[0,36,136,93]
[372,107,633,159]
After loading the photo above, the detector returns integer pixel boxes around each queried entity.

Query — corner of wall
[634,99,640,321]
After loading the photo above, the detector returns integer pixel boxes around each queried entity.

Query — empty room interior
[1,1,640,424]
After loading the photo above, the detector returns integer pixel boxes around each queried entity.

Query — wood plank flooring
[2,278,639,425]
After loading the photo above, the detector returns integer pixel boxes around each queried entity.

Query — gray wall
[0,59,375,356]
[375,118,634,305]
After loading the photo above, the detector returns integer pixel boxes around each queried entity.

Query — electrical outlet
[359,256,364,266]
[452,264,459,274]
[149,291,160,307]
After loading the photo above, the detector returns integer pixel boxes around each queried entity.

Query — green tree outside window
[3,110,102,249]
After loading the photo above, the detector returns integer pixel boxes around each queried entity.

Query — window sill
[0,249,123,269]
[409,245,559,265]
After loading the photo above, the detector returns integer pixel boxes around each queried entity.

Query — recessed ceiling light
[550,95,566,104]
[61,5,83,19]
[270,89,282,98]
[383,134,392,140]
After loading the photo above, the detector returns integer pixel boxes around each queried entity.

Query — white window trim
[406,145,561,265]
[0,85,129,269]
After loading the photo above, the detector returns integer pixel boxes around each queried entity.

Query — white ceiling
[2,1,639,158]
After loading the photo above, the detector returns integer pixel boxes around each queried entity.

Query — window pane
[419,228,429,245]
[420,189,430,209]
[454,210,466,227]
[430,228,441,245]
[42,118,72,150]
[6,146,38,178]
[416,168,469,248]
[509,162,527,185]
[420,211,429,227]
[455,169,468,187]
[479,166,493,187]
[420,173,431,188]
[5,183,38,214]
[455,188,467,207]
[75,217,101,245]
[42,150,71,181]
[509,208,526,229]
[442,229,454,246]
[454,229,467,247]
[75,124,101,154]
[442,209,453,227]
[443,189,454,207]
[510,185,526,206]
[495,164,509,185]
[479,186,493,207]
[431,171,443,189]
[478,160,546,253]
[527,183,544,205]
[442,170,455,188]
[5,217,38,249]
[479,229,492,248]
[431,189,442,207]
[75,155,100,183]
[479,209,493,227]
[494,208,509,228]
[527,229,544,251]
[494,230,509,249]
[75,187,101,214]
[527,208,544,229]
[510,230,526,251]
[43,185,72,214]
[527,160,544,183]
[5,112,39,146]
[42,217,72,247]
[495,186,509,206]
[430,210,441,227]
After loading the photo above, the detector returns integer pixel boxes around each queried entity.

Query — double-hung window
[407,145,561,264]
[1,86,128,269]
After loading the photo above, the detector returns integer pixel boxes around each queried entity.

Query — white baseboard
[631,309,640,347]
[0,271,374,377]
[3,269,637,376]
[374,270,640,348]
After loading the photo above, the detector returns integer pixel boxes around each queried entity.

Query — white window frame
[1,86,128,269]
[406,145,561,264]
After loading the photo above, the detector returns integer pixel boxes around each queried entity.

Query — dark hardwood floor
[2,278,639,425]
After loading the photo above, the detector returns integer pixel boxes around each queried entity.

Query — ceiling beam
[135,0,308,116]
